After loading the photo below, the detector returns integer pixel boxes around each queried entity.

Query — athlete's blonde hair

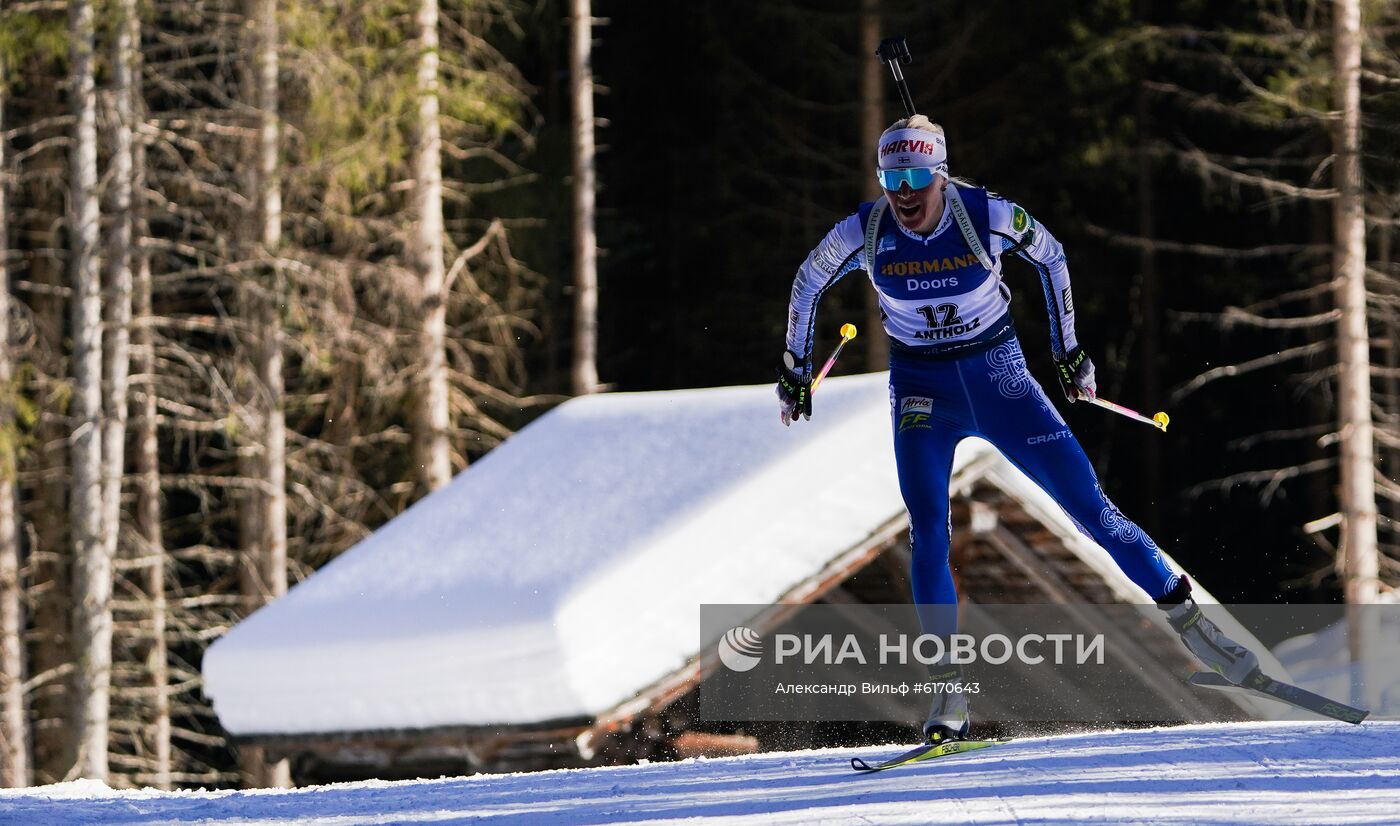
[881,114,945,139]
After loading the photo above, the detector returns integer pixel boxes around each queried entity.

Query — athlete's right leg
[890,357,979,739]
[888,381,966,640]
[891,408,971,738]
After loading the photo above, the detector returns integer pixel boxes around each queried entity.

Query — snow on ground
[3,722,1399,825]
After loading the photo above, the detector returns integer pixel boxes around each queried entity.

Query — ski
[1188,670,1369,725]
[850,737,1011,773]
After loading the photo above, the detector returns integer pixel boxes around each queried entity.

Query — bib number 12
[917,303,962,328]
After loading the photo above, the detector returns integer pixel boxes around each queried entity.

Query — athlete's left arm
[988,196,1079,358]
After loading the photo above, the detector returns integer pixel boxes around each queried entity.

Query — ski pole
[1086,395,1170,433]
[876,37,917,118]
[811,323,858,394]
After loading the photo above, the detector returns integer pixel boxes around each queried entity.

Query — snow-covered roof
[202,373,1269,737]
[205,373,906,735]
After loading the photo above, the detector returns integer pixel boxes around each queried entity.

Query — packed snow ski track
[2,722,1398,824]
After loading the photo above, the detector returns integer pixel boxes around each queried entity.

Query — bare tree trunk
[253,0,287,683]
[1333,0,1379,680]
[859,0,888,371]
[67,0,111,782]
[236,0,291,789]
[0,62,31,789]
[99,4,138,788]
[126,8,170,790]
[132,154,169,794]
[1333,0,1379,606]
[569,0,600,395]
[100,0,137,716]
[234,8,265,751]
[410,0,452,492]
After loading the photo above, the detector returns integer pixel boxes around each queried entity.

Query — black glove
[776,351,812,426]
[1054,345,1097,402]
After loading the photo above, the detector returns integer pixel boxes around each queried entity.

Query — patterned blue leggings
[891,337,1178,636]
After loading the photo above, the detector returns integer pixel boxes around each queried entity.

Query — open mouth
[896,201,922,222]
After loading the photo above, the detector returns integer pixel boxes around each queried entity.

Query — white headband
[877,128,948,178]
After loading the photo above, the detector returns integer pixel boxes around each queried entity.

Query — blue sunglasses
[876,167,937,191]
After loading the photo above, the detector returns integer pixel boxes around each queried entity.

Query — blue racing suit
[784,185,1179,636]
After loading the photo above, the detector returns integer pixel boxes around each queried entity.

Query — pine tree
[1332,0,1379,612]
[569,0,599,395]
[128,30,171,783]
[67,0,111,781]
[409,0,452,492]
[236,0,291,787]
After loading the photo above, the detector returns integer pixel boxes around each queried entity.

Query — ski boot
[1157,576,1260,685]
[922,663,971,742]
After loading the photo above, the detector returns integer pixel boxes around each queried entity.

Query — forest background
[0,0,1396,792]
